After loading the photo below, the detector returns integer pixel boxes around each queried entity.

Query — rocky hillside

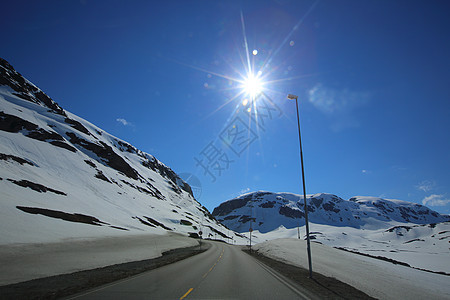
[212,191,450,233]
[0,57,239,244]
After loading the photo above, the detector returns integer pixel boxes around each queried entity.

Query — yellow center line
[180,287,193,300]
[182,246,225,298]
[202,247,224,278]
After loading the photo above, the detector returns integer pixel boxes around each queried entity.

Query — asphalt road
[68,241,312,300]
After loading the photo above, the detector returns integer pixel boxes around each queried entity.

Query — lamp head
[287,94,298,100]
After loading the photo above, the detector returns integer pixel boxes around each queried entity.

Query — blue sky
[2,0,450,214]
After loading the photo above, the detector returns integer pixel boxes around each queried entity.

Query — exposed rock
[143,216,172,231]
[214,191,450,233]
[322,202,340,213]
[49,140,77,152]
[279,205,304,219]
[0,153,34,166]
[84,160,96,168]
[311,197,324,208]
[0,112,75,152]
[16,206,107,226]
[141,155,193,197]
[121,180,164,200]
[0,111,40,133]
[238,215,256,224]
[133,216,156,227]
[212,196,252,216]
[205,225,230,239]
[66,132,139,180]
[8,179,66,195]
[259,201,276,208]
[180,219,192,226]
[95,171,111,183]
[0,58,66,116]
[64,118,91,135]
[116,140,138,154]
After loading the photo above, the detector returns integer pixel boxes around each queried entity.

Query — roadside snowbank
[0,232,198,286]
[253,238,450,300]
[246,222,450,273]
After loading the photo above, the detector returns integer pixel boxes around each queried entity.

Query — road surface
[68,241,312,299]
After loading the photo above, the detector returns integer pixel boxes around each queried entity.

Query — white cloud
[308,83,370,115]
[116,118,131,126]
[416,180,436,192]
[240,188,251,195]
[308,83,370,131]
[422,194,450,207]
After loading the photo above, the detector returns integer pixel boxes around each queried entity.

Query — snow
[215,191,449,235]
[0,73,247,249]
[246,222,450,274]
[2,60,447,294]
[0,62,252,286]
[0,232,197,285]
[214,191,449,274]
[253,238,450,300]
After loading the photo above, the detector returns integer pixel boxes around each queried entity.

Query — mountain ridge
[212,191,450,233]
[0,57,237,245]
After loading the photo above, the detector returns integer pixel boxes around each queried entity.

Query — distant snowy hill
[212,191,450,233]
[0,57,239,245]
[213,191,450,273]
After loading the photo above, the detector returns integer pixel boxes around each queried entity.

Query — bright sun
[243,73,263,99]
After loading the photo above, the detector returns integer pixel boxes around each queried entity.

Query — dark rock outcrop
[17,206,106,226]
[0,58,66,116]
[279,205,304,219]
[141,155,193,197]
[8,179,66,195]
[212,196,252,216]
[0,111,76,152]
[0,153,34,166]
[64,118,91,135]
[66,132,139,180]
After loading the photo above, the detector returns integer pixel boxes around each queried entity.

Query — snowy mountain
[0,57,239,245]
[213,191,450,273]
[212,191,450,233]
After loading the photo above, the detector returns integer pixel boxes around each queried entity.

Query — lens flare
[243,73,263,100]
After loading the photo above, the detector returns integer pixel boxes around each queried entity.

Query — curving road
[68,241,312,299]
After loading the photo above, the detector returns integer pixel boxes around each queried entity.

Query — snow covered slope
[253,238,450,300]
[213,191,450,233]
[213,191,450,273]
[0,58,240,245]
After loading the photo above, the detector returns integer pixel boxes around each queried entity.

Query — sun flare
[243,73,263,100]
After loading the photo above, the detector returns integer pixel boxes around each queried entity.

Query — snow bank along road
[0,233,197,286]
[253,238,450,300]
[68,241,314,300]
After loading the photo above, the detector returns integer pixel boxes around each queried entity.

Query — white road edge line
[251,256,313,300]
[64,270,153,300]
[66,244,215,299]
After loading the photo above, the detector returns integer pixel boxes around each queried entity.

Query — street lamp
[287,93,313,278]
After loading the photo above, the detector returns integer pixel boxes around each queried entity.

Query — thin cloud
[308,83,370,131]
[422,194,450,207]
[308,83,370,115]
[416,180,436,192]
[240,187,251,195]
[116,118,131,126]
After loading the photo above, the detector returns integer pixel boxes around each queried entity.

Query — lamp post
[287,93,313,278]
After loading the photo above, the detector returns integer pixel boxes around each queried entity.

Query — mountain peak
[0,58,66,116]
[0,58,236,244]
[212,191,450,233]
